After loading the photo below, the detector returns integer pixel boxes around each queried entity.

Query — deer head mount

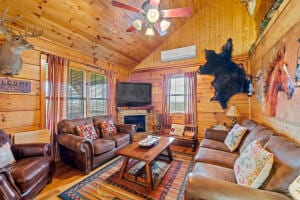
[0,7,43,76]
[241,0,256,16]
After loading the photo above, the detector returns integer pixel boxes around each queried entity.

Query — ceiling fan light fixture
[160,19,171,32]
[145,26,155,36]
[147,9,160,23]
[132,19,142,30]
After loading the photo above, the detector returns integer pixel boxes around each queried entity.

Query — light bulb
[145,26,155,36]
[160,19,171,32]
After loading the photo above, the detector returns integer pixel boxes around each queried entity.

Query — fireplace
[124,115,146,132]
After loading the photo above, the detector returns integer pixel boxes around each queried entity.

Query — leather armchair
[0,129,55,200]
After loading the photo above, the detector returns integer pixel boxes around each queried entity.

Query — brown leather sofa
[0,129,55,200]
[56,115,136,174]
[184,119,300,200]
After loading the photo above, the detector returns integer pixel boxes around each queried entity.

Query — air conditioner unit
[161,45,196,62]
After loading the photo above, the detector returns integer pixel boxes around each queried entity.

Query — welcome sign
[0,78,31,93]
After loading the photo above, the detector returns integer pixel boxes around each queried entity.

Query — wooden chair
[161,124,198,152]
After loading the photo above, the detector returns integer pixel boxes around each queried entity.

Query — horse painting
[263,49,295,116]
[198,38,250,109]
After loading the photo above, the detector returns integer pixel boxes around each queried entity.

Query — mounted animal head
[198,38,250,108]
[0,7,22,36]
[0,25,43,76]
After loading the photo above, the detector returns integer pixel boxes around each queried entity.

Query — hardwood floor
[35,144,197,200]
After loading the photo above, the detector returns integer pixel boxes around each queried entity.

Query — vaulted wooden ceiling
[0,0,211,68]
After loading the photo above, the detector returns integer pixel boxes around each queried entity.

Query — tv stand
[116,105,153,113]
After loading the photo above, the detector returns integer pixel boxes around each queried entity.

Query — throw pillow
[76,123,98,140]
[234,140,274,188]
[0,142,16,168]
[169,124,185,136]
[289,175,300,200]
[224,124,247,152]
[99,119,117,136]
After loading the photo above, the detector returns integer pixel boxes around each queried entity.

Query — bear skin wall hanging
[198,38,250,109]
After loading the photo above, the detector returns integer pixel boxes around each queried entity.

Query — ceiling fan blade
[154,22,167,36]
[160,8,192,18]
[126,25,136,32]
[112,1,142,13]
[149,0,160,8]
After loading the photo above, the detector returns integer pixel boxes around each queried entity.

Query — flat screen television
[116,82,152,107]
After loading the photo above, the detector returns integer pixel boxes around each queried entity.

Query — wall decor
[261,22,300,123]
[0,78,31,93]
[0,7,43,76]
[198,38,250,109]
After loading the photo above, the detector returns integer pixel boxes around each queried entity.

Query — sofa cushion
[93,139,115,155]
[241,119,258,132]
[234,140,274,188]
[224,124,247,152]
[193,162,236,183]
[0,142,16,168]
[194,147,239,169]
[238,126,272,154]
[76,123,98,140]
[99,119,117,136]
[9,157,53,193]
[199,139,232,153]
[261,136,300,195]
[103,133,130,147]
[58,117,93,135]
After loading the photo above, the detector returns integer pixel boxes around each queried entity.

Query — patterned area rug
[58,151,193,200]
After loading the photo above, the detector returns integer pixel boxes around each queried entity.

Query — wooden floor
[35,144,197,200]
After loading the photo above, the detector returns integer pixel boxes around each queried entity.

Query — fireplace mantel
[116,105,153,113]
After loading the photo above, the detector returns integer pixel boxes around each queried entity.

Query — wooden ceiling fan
[112,0,192,36]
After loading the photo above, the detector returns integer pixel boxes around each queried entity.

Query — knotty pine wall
[129,0,273,139]
[249,0,300,143]
[134,0,272,70]
[130,55,250,139]
[0,36,130,136]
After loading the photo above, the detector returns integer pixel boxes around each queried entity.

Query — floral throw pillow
[76,123,98,140]
[169,124,185,136]
[224,124,247,152]
[234,140,274,188]
[0,142,16,168]
[99,119,117,136]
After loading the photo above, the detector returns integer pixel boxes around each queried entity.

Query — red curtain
[47,55,69,157]
[184,72,197,125]
[162,74,172,129]
[106,70,116,122]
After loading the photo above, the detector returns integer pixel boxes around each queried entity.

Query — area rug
[58,151,193,200]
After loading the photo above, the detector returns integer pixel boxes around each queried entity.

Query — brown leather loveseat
[184,119,300,200]
[56,115,136,174]
[0,129,55,200]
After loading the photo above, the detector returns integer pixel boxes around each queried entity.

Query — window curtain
[106,70,116,122]
[184,72,197,125]
[47,55,69,157]
[162,74,172,129]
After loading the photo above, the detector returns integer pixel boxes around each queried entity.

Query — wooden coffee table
[115,136,175,190]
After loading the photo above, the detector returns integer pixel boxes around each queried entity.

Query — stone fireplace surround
[117,106,152,133]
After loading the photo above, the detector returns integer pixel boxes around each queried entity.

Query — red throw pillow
[99,119,117,136]
[76,123,98,140]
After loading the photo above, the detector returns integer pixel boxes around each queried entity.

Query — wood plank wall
[134,0,272,70]
[129,55,250,139]
[249,0,300,143]
[129,0,273,139]
[0,37,130,136]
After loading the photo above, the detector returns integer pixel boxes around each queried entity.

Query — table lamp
[226,105,242,128]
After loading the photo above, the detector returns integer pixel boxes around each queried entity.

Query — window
[170,74,185,113]
[89,72,106,116]
[67,68,86,119]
